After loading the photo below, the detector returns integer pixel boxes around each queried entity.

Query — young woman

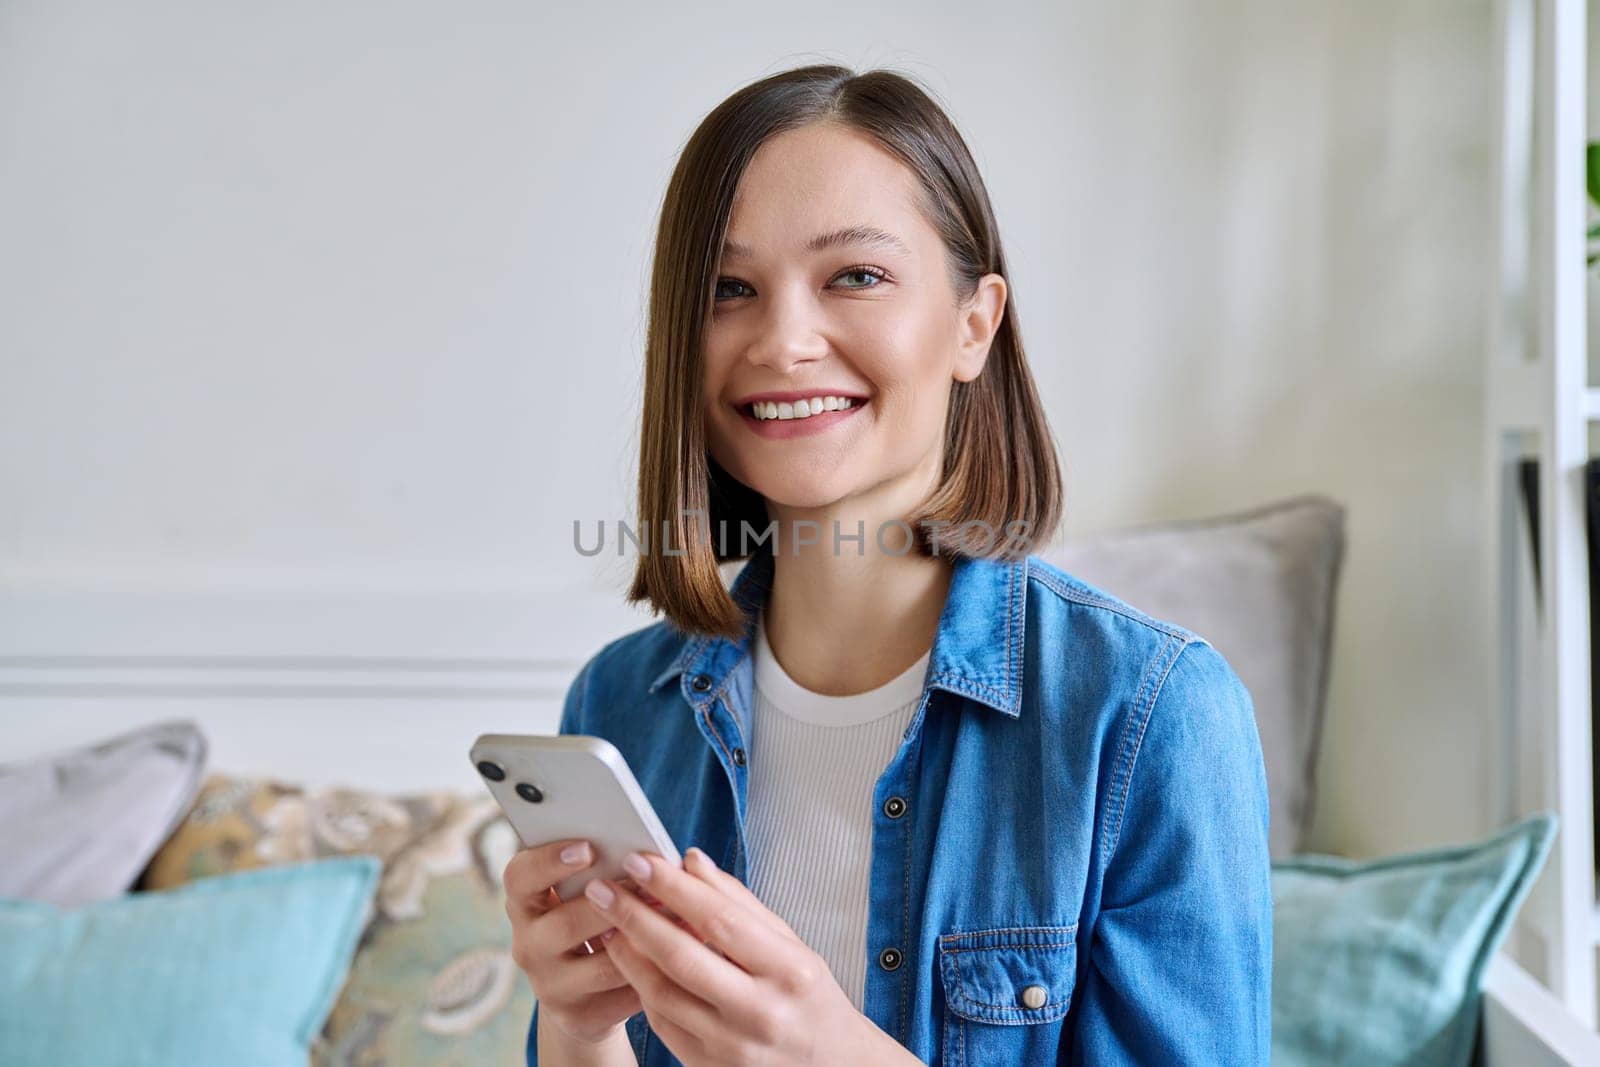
[504,64,1272,1066]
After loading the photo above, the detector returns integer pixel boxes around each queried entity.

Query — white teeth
[749,395,858,421]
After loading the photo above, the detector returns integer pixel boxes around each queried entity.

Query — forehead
[722,123,930,257]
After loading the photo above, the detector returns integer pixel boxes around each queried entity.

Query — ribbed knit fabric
[744,609,930,1013]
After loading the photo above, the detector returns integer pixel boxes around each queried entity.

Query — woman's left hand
[581,846,913,1066]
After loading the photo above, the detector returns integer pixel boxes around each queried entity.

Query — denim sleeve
[1066,639,1273,1065]
[526,655,612,1067]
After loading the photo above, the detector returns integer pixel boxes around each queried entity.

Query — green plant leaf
[1588,142,1600,204]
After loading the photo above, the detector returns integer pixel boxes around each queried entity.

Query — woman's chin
[751,485,858,517]
[760,494,847,514]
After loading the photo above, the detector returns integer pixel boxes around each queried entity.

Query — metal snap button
[882,796,907,819]
[1019,984,1048,1009]
[732,747,746,767]
[690,674,712,692]
[878,947,903,971]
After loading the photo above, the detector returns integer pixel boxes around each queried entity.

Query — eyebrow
[720,225,913,262]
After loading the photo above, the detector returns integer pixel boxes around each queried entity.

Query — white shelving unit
[1487,0,1599,1029]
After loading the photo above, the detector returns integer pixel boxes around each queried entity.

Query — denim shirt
[526,549,1272,1065]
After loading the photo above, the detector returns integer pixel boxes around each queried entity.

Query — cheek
[702,398,739,468]
[701,405,760,491]
[699,347,736,437]
[878,395,949,462]
[874,364,952,439]
[863,320,956,412]
[697,331,729,395]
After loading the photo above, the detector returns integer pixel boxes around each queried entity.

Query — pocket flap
[937,924,1078,1024]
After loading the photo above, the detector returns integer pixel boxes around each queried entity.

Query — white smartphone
[469,733,682,903]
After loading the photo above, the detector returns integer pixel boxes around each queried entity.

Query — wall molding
[0,578,664,701]
[0,654,580,700]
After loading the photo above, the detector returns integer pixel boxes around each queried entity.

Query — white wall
[0,1,1495,858]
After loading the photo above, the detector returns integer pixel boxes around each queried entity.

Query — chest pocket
[937,923,1078,1067]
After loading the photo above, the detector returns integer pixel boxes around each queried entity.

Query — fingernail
[585,878,615,909]
[561,842,591,866]
[601,928,616,943]
[622,852,652,881]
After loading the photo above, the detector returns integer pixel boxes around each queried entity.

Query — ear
[953,273,1007,384]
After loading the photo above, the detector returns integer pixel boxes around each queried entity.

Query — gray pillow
[1045,494,1345,859]
[0,720,207,906]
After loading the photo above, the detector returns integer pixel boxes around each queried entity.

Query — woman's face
[702,121,1005,525]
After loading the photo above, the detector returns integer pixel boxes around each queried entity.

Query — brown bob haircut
[627,64,1063,640]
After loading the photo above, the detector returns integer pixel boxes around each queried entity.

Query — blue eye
[834,266,887,289]
[712,265,890,302]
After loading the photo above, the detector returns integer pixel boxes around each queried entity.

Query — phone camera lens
[515,782,544,803]
[476,760,506,782]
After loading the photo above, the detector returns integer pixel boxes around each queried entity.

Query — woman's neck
[761,547,952,697]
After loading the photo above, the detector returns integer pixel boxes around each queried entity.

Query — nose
[742,285,829,374]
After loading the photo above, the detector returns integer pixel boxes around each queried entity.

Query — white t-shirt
[744,610,931,1012]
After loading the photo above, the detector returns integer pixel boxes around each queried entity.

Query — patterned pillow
[142,775,531,1066]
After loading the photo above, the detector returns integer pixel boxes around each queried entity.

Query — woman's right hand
[503,839,643,1047]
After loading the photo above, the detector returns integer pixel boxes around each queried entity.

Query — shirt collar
[646,549,1028,719]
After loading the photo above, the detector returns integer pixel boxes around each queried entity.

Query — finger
[586,873,757,1009]
[503,840,595,921]
[555,877,666,958]
[621,850,797,977]
[603,915,719,1060]
[535,893,632,958]
[622,880,694,933]
[682,847,802,943]
[544,940,637,998]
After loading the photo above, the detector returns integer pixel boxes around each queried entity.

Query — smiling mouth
[743,396,864,422]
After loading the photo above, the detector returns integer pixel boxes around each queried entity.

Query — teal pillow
[1272,812,1556,1067]
[0,856,380,1067]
